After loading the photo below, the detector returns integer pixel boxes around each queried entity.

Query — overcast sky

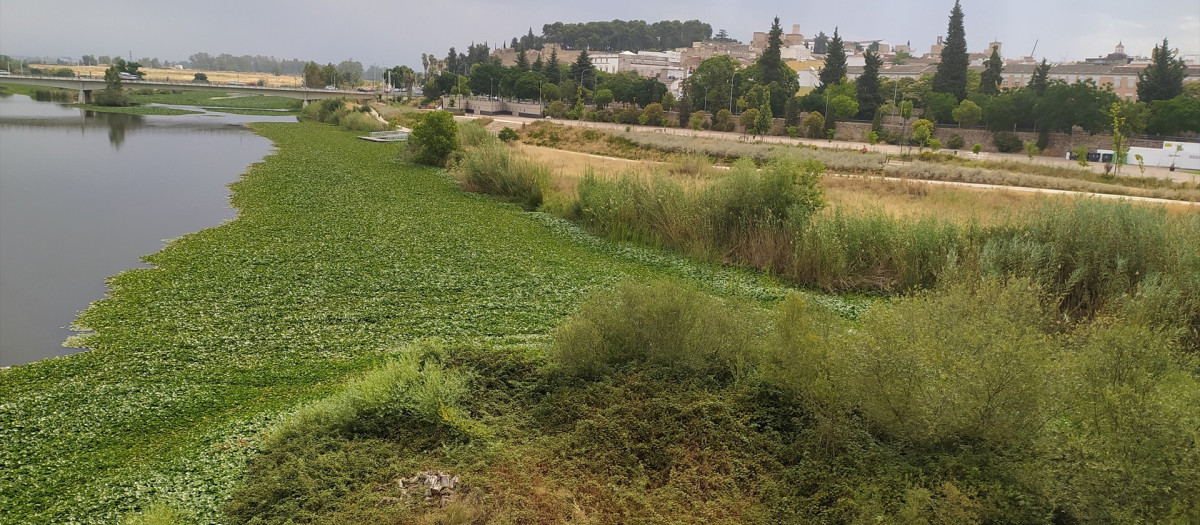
[2,0,1198,70]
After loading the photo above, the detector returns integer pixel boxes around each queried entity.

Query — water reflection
[0,94,289,366]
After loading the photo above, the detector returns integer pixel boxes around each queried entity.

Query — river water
[0,94,294,366]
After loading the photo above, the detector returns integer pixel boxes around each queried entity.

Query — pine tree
[932,0,969,101]
[856,50,884,119]
[516,48,530,71]
[979,47,1003,95]
[531,52,543,73]
[754,91,773,136]
[757,17,784,85]
[1137,38,1186,104]
[1028,59,1050,96]
[545,48,561,84]
[570,48,595,89]
[818,28,847,91]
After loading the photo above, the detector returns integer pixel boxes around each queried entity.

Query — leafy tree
[408,111,459,166]
[95,65,129,106]
[540,82,560,103]
[924,92,958,124]
[828,95,858,121]
[739,108,759,132]
[818,27,847,91]
[753,92,773,136]
[1037,79,1118,134]
[192,72,208,83]
[320,63,338,86]
[911,118,935,150]
[952,99,982,127]
[932,0,969,101]
[512,72,545,100]
[1028,59,1051,95]
[1147,96,1200,135]
[594,88,613,109]
[802,111,825,138]
[639,102,665,126]
[661,92,676,112]
[1137,38,1186,104]
[690,55,739,115]
[713,109,735,132]
[979,48,1003,95]
[855,50,884,119]
[689,110,707,130]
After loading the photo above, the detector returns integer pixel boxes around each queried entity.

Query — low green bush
[453,138,546,210]
[551,280,763,383]
[992,131,1023,153]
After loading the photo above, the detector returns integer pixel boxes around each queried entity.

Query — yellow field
[516,143,1195,221]
[33,64,307,88]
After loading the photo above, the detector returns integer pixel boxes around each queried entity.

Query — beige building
[752,24,806,51]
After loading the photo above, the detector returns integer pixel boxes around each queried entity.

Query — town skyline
[2,0,1198,70]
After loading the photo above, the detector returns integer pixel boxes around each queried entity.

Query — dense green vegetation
[0,121,810,524]
[73,104,202,115]
[226,276,1200,523]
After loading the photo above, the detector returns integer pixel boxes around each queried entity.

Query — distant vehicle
[0,70,10,76]
[118,72,139,81]
[324,85,337,90]
[228,81,245,86]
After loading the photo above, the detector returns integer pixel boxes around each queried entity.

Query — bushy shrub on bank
[230,279,1200,524]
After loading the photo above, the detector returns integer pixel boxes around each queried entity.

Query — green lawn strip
[71,104,202,115]
[0,83,63,97]
[0,121,822,523]
[128,90,301,110]
[201,107,298,116]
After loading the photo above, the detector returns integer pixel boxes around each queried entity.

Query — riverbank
[0,121,805,523]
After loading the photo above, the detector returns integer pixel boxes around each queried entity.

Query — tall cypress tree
[1028,58,1050,96]
[515,48,530,72]
[818,27,847,91]
[932,0,968,101]
[856,50,884,119]
[545,48,561,84]
[531,52,543,73]
[1137,38,1186,104]
[979,47,1003,95]
[757,16,784,85]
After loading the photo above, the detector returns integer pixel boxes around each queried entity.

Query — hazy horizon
[2,1,1198,70]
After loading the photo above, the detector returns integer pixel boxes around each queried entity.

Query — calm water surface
[0,94,294,366]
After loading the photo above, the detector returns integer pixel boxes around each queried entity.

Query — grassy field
[0,121,822,524]
[517,122,1200,203]
[40,65,306,88]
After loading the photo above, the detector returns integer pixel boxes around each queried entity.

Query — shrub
[972,143,983,154]
[498,127,519,142]
[454,138,546,209]
[192,72,208,83]
[407,110,460,166]
[946,134,964,149]
[738,108,759,132]
[928,138,943,151]
[547,100,567,119]
[550,280,761,383]
[712,109,735,132]
[840,280,1055,446]
[992,131,1022,153]
[802,111,825,138]
[688,110,707,130]
[618,106,641,125]
[267,344,484,447]
[639,103,665,126]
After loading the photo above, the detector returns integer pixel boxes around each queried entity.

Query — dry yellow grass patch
[36,65,305,87]
[518,144,658,195]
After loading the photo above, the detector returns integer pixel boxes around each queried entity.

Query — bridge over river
[0,74,374,104]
